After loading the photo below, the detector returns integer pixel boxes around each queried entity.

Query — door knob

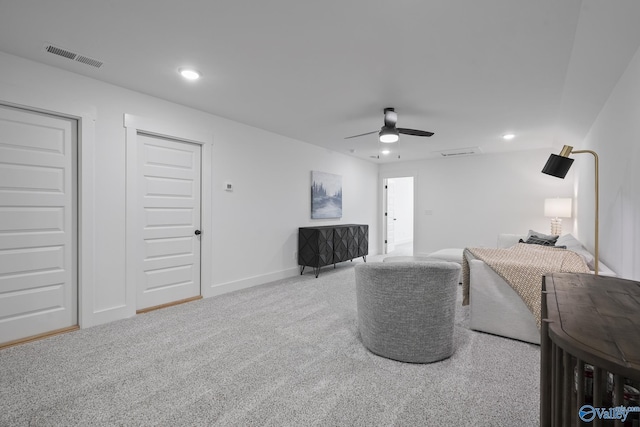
[194,230,201,235]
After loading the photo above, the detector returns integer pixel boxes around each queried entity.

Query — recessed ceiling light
[179,68,201,80]
[503,133,516,141]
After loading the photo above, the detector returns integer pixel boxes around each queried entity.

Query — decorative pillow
[526,229,559,241]
[519,235,559,246]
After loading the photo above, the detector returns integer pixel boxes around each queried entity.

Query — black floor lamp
[541,145,599,275]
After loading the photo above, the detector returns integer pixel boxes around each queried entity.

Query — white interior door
[0,105,77,344]
[393,177,414,246]
[385,179,396,253]
[136,134,201,310]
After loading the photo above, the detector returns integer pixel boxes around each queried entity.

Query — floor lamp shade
[541,154,574,178]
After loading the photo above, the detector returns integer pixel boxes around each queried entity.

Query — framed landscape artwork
[311,171,342,219]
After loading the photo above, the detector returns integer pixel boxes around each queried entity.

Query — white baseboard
[205,267,300,298]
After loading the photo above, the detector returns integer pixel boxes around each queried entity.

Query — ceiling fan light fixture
[379,128,399,143]
[344,107,434,145]
[179,67,201,80]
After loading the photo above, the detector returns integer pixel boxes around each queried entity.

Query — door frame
[379,171,417,255]
[124,114,213,316]
[382,178,396,254]
[0,87,97,328]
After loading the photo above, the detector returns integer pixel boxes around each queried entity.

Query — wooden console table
[541,273,640,427]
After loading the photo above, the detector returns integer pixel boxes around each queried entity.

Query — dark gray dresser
[298,224,368,277]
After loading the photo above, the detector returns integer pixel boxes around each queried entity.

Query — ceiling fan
[345,107,434,143]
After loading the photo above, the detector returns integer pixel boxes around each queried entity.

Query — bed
[463,232,616,345]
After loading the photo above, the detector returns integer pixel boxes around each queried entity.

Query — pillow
[556,234,595,266]
[556,234,580,248]
[526,229,559,241]
[519,235,559,246]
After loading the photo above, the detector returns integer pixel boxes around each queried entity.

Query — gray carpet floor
[0,257,541,426]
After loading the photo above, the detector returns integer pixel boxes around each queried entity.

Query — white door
[0,105,77,344]
[384,179,396,253]
[136,134,201,310]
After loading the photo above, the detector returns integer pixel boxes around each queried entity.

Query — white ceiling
[1,0,639,163]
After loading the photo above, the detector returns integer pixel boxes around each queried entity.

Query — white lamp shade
[544,198,572,218]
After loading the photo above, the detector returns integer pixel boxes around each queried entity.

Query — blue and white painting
[311,171,342,219]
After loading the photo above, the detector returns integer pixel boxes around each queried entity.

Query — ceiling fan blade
[383,108,397,128]
[398,128,434,137]
[344,130,379,139]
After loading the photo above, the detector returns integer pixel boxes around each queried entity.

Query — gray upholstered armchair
[355,261,460,363]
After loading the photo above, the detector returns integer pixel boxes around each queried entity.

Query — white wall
[576,44,640,281]
[379,149,575,255]
[0,52,379,328]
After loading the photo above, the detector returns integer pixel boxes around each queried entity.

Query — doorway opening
[383,176,414,256]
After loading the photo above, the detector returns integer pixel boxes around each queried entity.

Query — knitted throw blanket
[462,243,590,328]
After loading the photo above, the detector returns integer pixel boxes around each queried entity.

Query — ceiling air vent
[45,45,76,60]
[435,147,482,157]
[44,44,103,68]
[75,55,103,68]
